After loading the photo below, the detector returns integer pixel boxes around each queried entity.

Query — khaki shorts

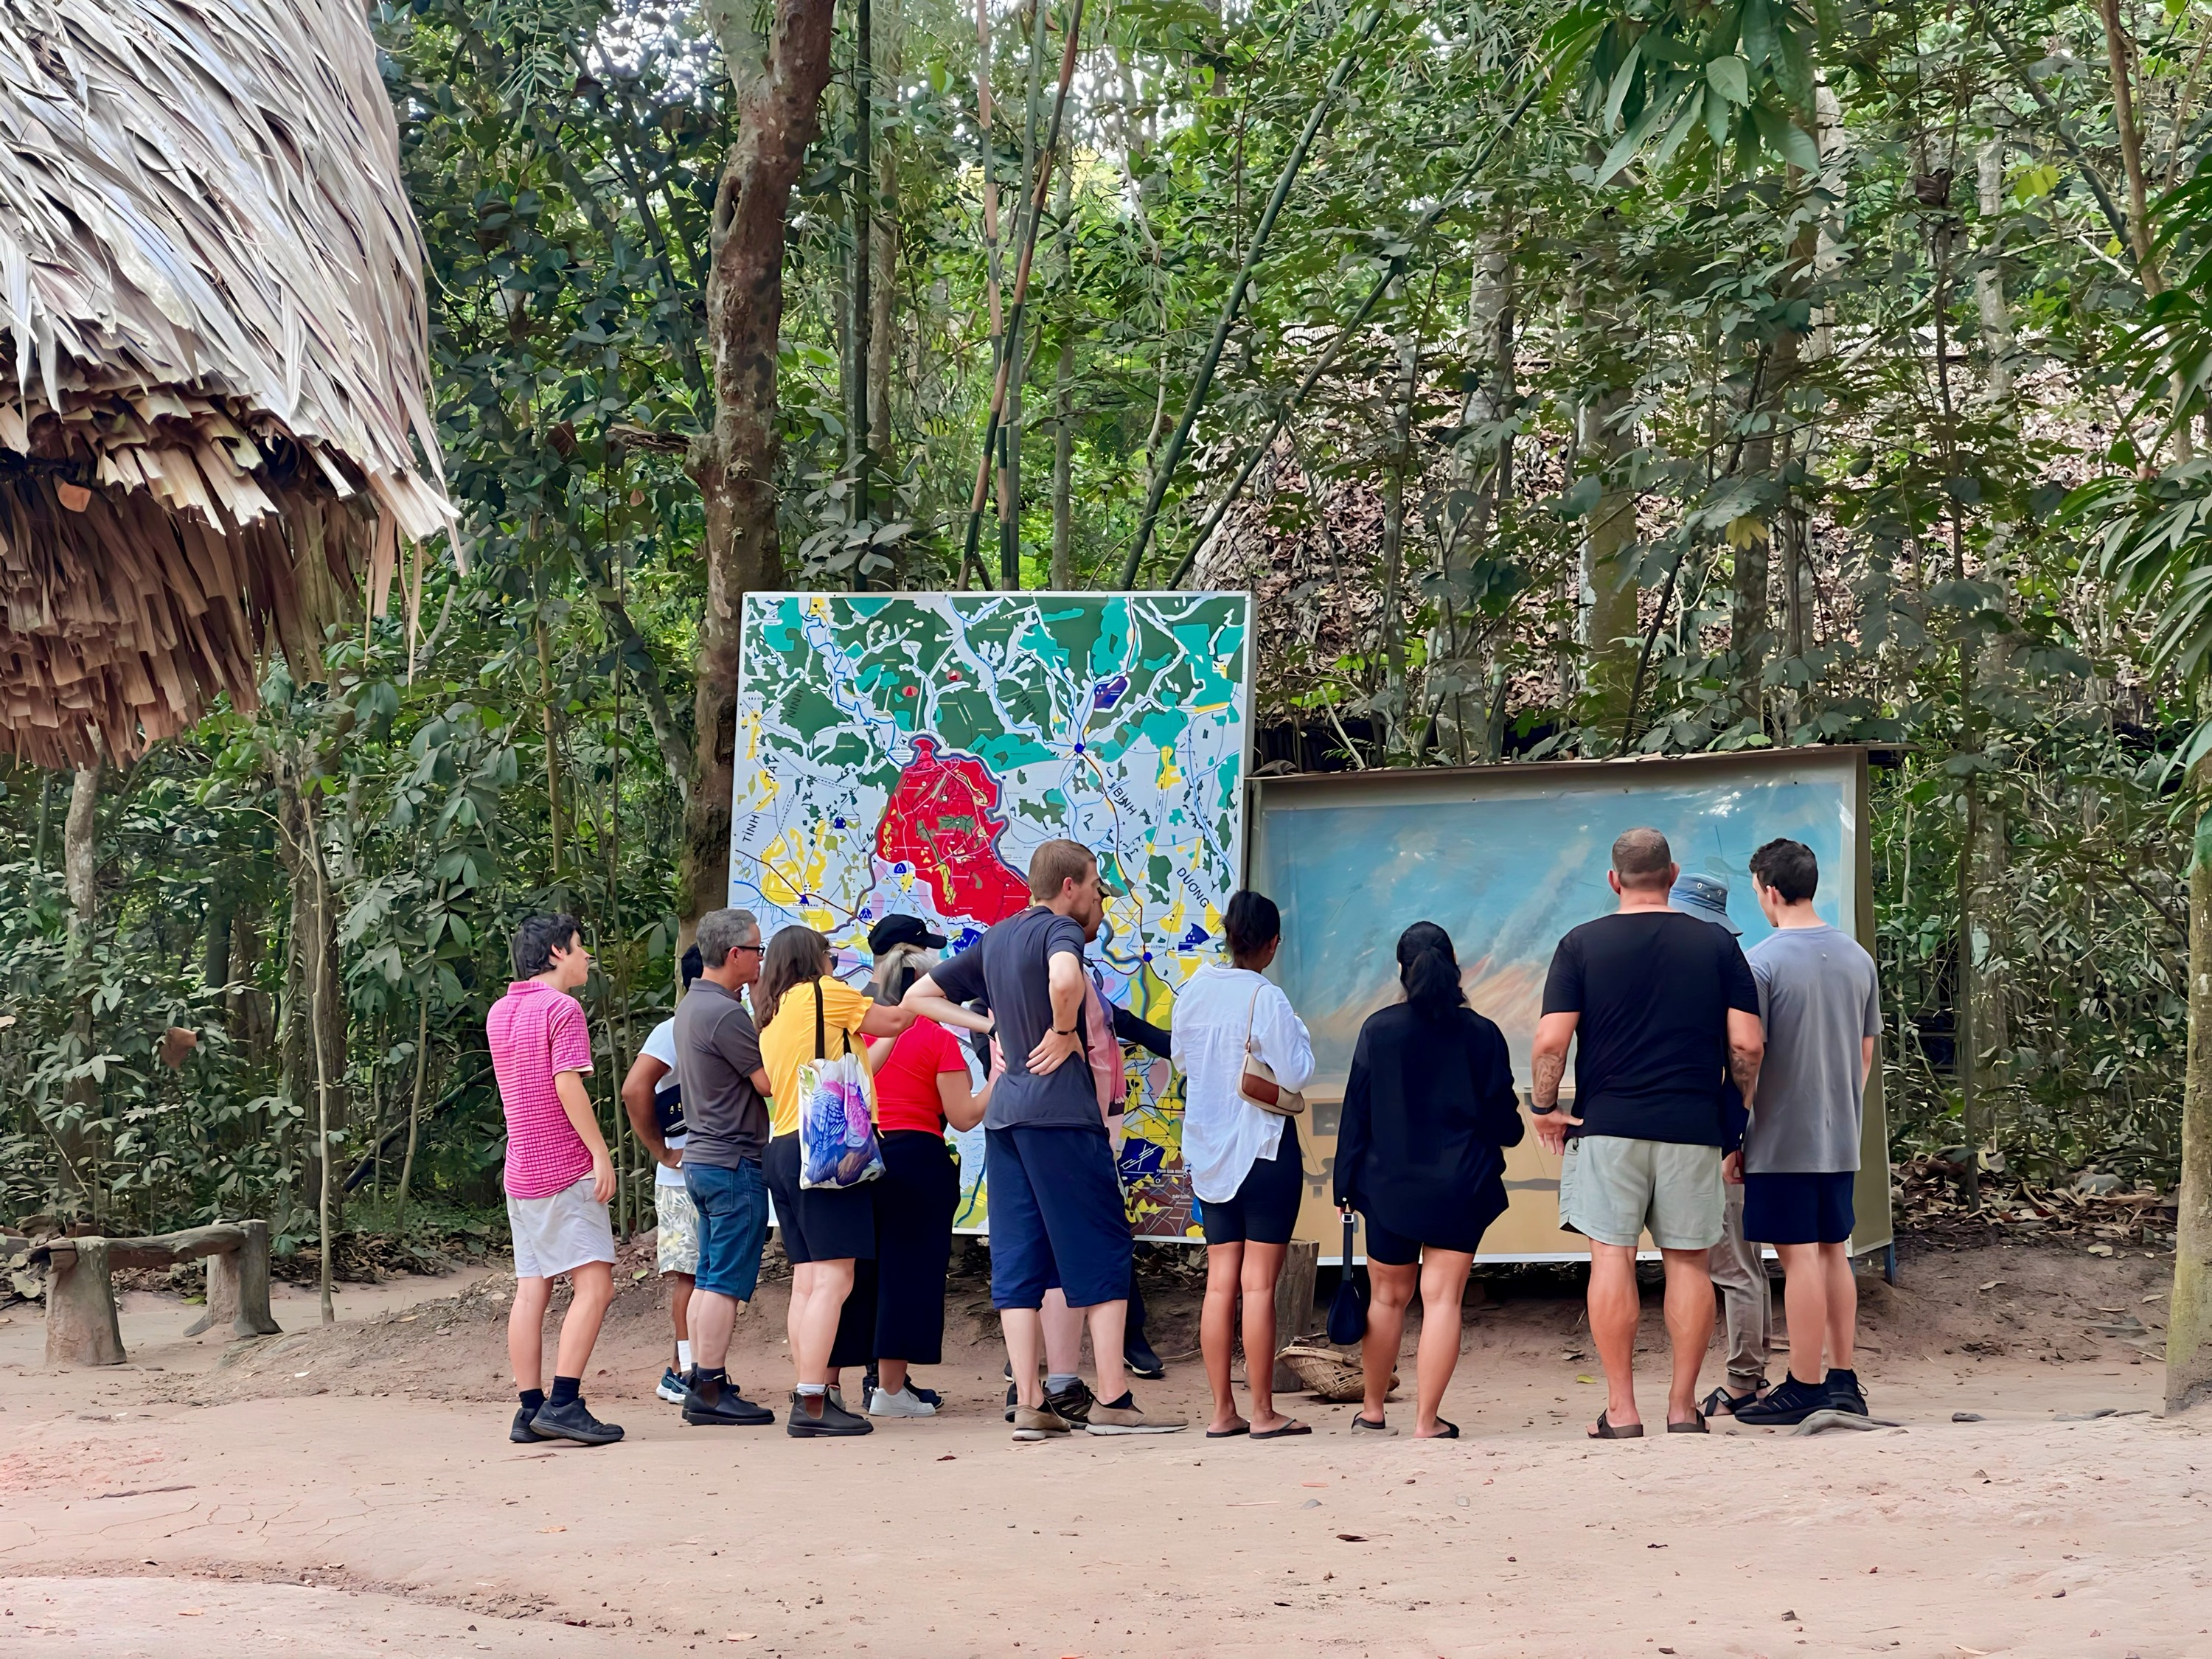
[655,1180,700,1277]
[1558,1135,1724,1251]
[507,1175,616,1279]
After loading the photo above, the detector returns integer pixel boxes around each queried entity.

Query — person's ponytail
[1396,920,1465,1019]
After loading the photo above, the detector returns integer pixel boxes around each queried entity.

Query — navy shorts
[1742,1170,1855,1246]
[986,1122,1131,1311]
[1200,1130,1304,1246]
[686,1157,768,1301]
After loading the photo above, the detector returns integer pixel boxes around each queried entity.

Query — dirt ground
[2,1237,2208,1659]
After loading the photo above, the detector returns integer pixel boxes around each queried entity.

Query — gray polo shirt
[1744,924,1882,1174]
[674,977,768,1166]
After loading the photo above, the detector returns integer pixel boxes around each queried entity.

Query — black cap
[869,914,947,953]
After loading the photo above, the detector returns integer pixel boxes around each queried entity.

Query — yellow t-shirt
[758,975,874,1138]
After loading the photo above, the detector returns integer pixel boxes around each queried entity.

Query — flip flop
[1251,1419,1311,1440]
[1587,1409,1644,1439]
[1205,1423,1251,1439]
[1351,1412,1392,1433]
[1418,1419,1460,1439]
[1666,1411,1709,1434]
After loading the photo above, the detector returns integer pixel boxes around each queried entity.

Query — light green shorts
[1558,1135,1724,1251]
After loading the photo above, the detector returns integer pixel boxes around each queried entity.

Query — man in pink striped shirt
[490,913,622,1446]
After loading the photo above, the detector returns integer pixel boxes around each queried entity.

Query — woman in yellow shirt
[756,925,914,1438]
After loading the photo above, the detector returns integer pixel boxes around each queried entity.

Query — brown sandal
[1588,1408,1644,1439]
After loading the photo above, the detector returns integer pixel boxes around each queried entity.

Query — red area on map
[874,737,1033,922]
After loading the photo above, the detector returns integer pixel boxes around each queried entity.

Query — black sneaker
[1823,1368,1868,1416]
[1045,1377,1096,1427]
[1004,1380,1018,1423]
[1733,1375,1829,1427]
[529,1397,625,1445]
[911,1383,943,1408]
[682,1377,776,1427]
[1124,1335,1166,1380]
[509,1403,549,1444]
[787,1391,874,1438]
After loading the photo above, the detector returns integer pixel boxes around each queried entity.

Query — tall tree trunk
[1049,160,1077,589]
[276,767,347,1237]
[852,0,874,533]
[867,0,901,501]
[1377,321,1418,754]
[1975,130,2015,403]
[2173,788,2212,1413]
[64,765,97,949]
[535,619,564,882]
[683,0,841,939]
[1579,385,1638,735]
[201,875,235,1000]
[60,765,100,1211]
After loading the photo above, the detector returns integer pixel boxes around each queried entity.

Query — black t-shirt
[930,905,1096,1130]
[1540,910,1759,1146]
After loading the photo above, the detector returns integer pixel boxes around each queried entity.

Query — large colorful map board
[729,591,1253,1237]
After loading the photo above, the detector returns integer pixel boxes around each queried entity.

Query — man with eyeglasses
[672,906,778,1426]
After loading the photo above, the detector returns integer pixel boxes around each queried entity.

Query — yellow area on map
[757,826,828,908]
[1155,749,1182,790]
[735,717,777,810]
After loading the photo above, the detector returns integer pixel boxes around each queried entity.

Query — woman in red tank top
[858,919,994,1416]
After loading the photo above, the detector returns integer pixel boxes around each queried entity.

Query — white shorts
[507,1175,616,1279]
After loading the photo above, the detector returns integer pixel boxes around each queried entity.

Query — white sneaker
[655,1367,687,1405]
[869,1383,939,1418]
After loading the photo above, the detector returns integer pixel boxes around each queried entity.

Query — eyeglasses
[733,943,765,954]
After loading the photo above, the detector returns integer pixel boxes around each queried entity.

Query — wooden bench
[29,1220,281,1366]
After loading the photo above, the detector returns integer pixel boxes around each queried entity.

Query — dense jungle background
[4,0,2210,1268]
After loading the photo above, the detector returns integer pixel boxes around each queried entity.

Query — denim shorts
[686,1157,768,1301]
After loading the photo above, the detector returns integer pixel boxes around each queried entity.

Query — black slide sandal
[1667,1411,1709,1433]
[1205,1423,1251,1439]
[1419,1419,1460,1439]
[1251,1419,1311,1439]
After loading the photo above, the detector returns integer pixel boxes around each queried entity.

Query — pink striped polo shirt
[488,979,597,1199]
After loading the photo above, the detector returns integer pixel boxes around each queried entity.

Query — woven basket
[1276,1340,1395,1402]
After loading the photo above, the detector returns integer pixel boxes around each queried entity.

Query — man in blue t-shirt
[1531,828,1764,1439]
[904,838,1186,1440]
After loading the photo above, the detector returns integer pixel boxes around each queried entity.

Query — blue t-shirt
[930,905,1096,1130]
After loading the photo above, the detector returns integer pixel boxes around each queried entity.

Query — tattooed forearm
[1728,1043,1761,1109]
[1532,1050,1566,1111]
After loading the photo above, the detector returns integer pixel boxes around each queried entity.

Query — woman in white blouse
[1172,889,1316,1439]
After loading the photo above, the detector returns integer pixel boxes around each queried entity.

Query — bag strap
[1242,978,1264,1058]
[1340,1207,1357,1257]
[813,980,827,1061]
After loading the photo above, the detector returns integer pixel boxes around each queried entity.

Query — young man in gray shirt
[1732,838,1882,1425]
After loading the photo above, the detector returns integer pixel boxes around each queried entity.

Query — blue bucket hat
[1669,872,1739,935]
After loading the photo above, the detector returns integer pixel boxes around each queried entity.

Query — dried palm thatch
[0,0,453,768]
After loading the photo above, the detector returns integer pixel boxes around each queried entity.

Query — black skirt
[765,1133,877,1265]
[871,1129,960,1364]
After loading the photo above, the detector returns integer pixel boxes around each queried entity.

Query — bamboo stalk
[1113,4,1385,591]
[853,0,875,538]
[959,0,1088,582]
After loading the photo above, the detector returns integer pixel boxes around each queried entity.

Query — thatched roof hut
[0,0,452,768]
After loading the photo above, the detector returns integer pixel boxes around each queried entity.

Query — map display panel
[730,591,1253,1237]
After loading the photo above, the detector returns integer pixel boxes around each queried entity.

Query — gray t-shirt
[673,977,768,1166]
[930,905,1098,1130]
[1745,925,1881,1174]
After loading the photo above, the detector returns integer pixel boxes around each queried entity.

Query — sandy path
[1,1247,2207,1657]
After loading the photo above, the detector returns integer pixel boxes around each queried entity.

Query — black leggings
[869,1130,960,1364]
